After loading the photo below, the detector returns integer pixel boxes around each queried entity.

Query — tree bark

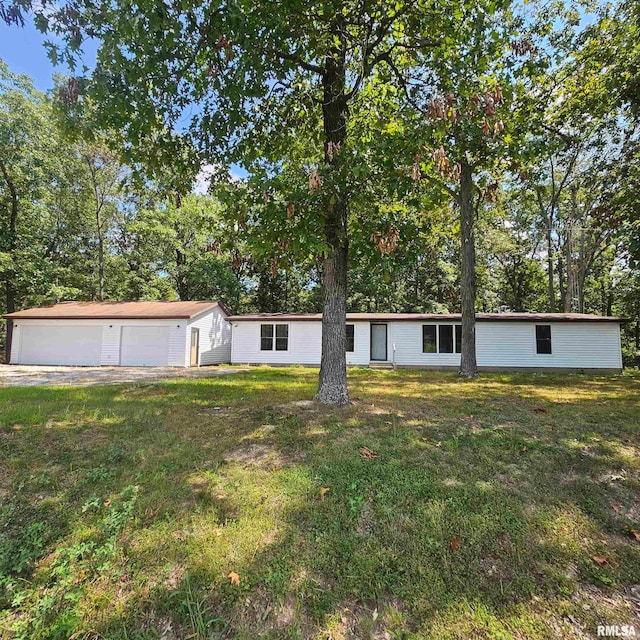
[0,158,18,362]
[315,26,349,405]
[546,210,555,312]
[96,207,105,301]
[563,223,573,313]
[458,157,478,377]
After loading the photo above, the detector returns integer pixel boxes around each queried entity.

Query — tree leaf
[228,571,240,585]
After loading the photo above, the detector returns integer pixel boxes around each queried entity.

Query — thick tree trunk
[0,158,18,362]
[458,158,478,377]
[316,29,349,406]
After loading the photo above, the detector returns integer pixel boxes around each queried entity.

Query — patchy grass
[0,367,639,639]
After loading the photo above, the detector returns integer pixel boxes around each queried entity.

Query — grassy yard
[1,368,639,639]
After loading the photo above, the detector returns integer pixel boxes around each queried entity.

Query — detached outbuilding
[228,312,624,373]
[5,300,231,367]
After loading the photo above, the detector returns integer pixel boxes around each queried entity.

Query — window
[439,325,454,353]
[423,324,462,354]
[346,324,355,352]
[536,325,552,354]
[260,324,274,351]
[275,324,289,351]
[422,325,437,353]
[260,324,288,351]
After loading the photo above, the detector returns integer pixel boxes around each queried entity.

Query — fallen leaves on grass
[173,531,186,541]
[320,487,330,501]
[532,407,547,414]
[450,537,460,552]
[591,555,609,565]
[623,526,640,541]
[360,447,379,460]
[228,571,240,585]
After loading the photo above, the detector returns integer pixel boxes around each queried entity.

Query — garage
[5,300,232,368]
[18,324,102,366]
[119,325,170,366]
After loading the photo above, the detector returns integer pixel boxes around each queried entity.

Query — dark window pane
[439,325,454,353]
[260,324,273,350]
[536,325,552,354]
[455,324,462,353]
[275,324,288,351]
[422,325,437,353]
[346,324,355,352]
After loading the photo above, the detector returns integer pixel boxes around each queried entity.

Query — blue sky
[0,20,245,185]
[0,21,71,91]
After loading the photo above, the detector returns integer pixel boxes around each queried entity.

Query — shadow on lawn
[1,369,639,639]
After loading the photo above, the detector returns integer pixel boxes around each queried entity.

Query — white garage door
[120,326,170,366]
[19,325,102,366]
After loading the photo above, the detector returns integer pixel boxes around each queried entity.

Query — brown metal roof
[228,312,623,323]
[5,300,227,320]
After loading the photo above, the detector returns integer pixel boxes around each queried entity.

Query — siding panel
[187,308,232,365]
[231,319,622,370]
[231,321,370,365]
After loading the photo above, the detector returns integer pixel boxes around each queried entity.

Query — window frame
[346,324,355,353]
[275,323,289,351]
[260,323,289,351]
[422,324,437,353]
[535,324,552,355]
[422,323,463,354]
[439,324,454,354]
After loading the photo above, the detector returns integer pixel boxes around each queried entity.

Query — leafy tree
[0,0,519,402]
[0,61,58,358]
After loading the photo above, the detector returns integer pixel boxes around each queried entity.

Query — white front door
[19,324,102,366]
[119,325,170,366]
[370,323,387,361]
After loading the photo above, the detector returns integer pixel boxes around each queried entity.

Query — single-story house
[228,312,624,372]
[5,300,231,367]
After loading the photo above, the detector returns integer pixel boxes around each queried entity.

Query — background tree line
[1,0,639,377]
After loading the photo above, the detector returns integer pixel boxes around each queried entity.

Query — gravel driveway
[0,364,246,387]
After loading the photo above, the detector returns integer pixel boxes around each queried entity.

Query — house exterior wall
[230,320,371,365]
[187,306,232,366]
[231,319,623,371]
[10,318,193,367]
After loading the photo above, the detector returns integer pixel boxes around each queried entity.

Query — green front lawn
[1,368,639,639]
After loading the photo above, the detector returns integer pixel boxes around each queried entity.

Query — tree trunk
[316,27,349,406]
[0,158,18,362]
[546,210,555,312]
[564,224,573,313]
[96,207,105,301]
[458,157,478,377]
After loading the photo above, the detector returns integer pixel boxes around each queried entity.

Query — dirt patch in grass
[223,442,304,469]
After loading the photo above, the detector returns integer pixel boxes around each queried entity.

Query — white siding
[475,321,622,369]
[231,320,370,365]
[10,318,189,367]
[392,322,460,367]
[230,319,622,371]
[187,307,232,365]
